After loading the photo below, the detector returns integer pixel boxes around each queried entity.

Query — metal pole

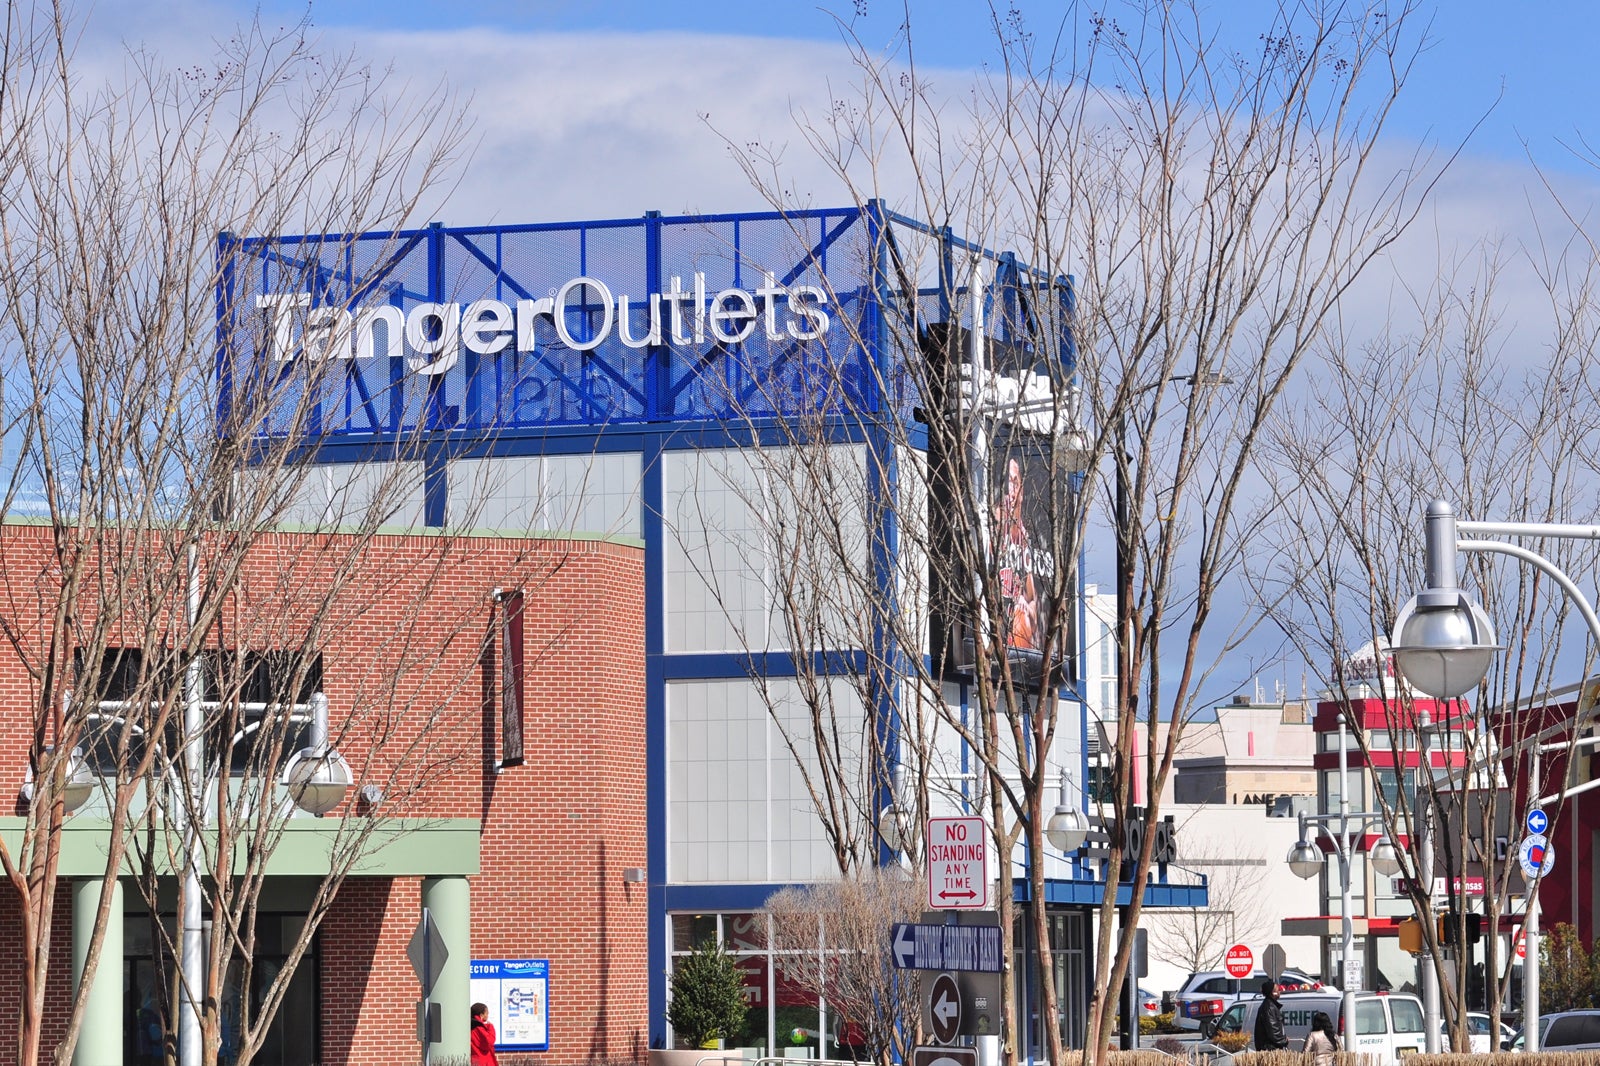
[1526,749,1541,1052]
[1424,500,1461,593]
[1338,718,1356,1052]
[180,544,203,1066]
[1419,710,1440,1053]
[1116,411,1136,1052]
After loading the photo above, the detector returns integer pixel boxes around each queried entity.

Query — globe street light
[1285,716,1399,1052]
[1392,502,1500,699]
[280,694,352,817]
[1046,769,1089,853]
[1391,499,1600,1052]
[20,745,96,815]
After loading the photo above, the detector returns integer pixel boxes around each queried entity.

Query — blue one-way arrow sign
[1527,808,1548,835]
[890,923,1003,972]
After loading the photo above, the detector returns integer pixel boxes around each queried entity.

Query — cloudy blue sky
[92,0,1600,225]
[76,0,1600,701]
[259,0,1600,175]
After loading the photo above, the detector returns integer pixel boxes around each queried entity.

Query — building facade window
[669,912,831,1057]
[127,911,317,1066]
[77,647,322,775]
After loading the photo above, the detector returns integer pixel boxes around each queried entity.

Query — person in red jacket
[471,1002,499,1066]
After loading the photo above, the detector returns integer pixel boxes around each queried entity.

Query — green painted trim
[0,817,480,877]
[0,512,645,548]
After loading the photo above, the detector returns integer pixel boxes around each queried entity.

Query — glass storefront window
[127,911,316,1066]
[670,911,844,1058]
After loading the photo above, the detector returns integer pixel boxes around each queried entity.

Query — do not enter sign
[1225,944,1254,979]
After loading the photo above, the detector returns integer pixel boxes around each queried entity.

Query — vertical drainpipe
[180,544,203,1066]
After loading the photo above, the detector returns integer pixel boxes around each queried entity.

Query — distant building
[1090,671,1315,811]
[1281,640,1469,999]
[1173,694,1316,806]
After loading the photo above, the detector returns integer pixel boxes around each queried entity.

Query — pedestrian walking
[1302,1011,1339,1066]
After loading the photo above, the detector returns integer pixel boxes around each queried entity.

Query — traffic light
[1398,916,1423,954]
[1439,912,1484,948]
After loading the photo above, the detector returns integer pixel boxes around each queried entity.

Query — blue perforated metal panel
[217,205,1074,443]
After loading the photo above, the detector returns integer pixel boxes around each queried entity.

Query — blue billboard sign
[217,205,1075,447]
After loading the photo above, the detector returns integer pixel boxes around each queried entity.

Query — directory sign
[470,959,550,1051]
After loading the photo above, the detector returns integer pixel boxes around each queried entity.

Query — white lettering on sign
[927,816,990,910]
[256,271,831,373]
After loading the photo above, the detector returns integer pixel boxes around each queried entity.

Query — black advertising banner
[988,426,1057,659]
[920,322,1073,688]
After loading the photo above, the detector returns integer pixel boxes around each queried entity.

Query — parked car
[1442,1012,1515,1053]
[1172,968,1323,1030]
[1505,1010,1600,1052]
[1207,991,1426,1066]
[1139,987,1160,1019]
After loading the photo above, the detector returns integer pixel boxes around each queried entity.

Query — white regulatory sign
[927,816,991,910]
[1519,834,1555,880]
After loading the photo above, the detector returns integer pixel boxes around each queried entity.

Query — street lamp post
[1391,498,1600,1053]
[1287,716,1403,1052]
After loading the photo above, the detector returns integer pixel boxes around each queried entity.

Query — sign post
[927,817,990,910]
[1262,943,1287,982]
[408,909,449,1064]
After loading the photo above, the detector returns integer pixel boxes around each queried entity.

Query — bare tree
[1251,227,1600,1046]
[0,3,477,1063]
[1146,837,1273,977]
[765,871,927,1065]
[697,2,1449,1062]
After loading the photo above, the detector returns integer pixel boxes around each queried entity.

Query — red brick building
[0,524,648,1065]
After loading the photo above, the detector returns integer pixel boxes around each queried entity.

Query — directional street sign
[1527,808,1549,835]
[913,1047,978,1066]
[1519,834,1555,880]
[927,817,990,910]
[891,922,1003,972]
[928,974,962,1044]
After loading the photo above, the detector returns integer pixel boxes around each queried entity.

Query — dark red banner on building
[500,589,525,768]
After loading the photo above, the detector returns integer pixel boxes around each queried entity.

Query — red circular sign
[1515,930,1527,960]
[1225,944,1254,978]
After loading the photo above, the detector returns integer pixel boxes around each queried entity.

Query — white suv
[1172,969,1323,1030]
